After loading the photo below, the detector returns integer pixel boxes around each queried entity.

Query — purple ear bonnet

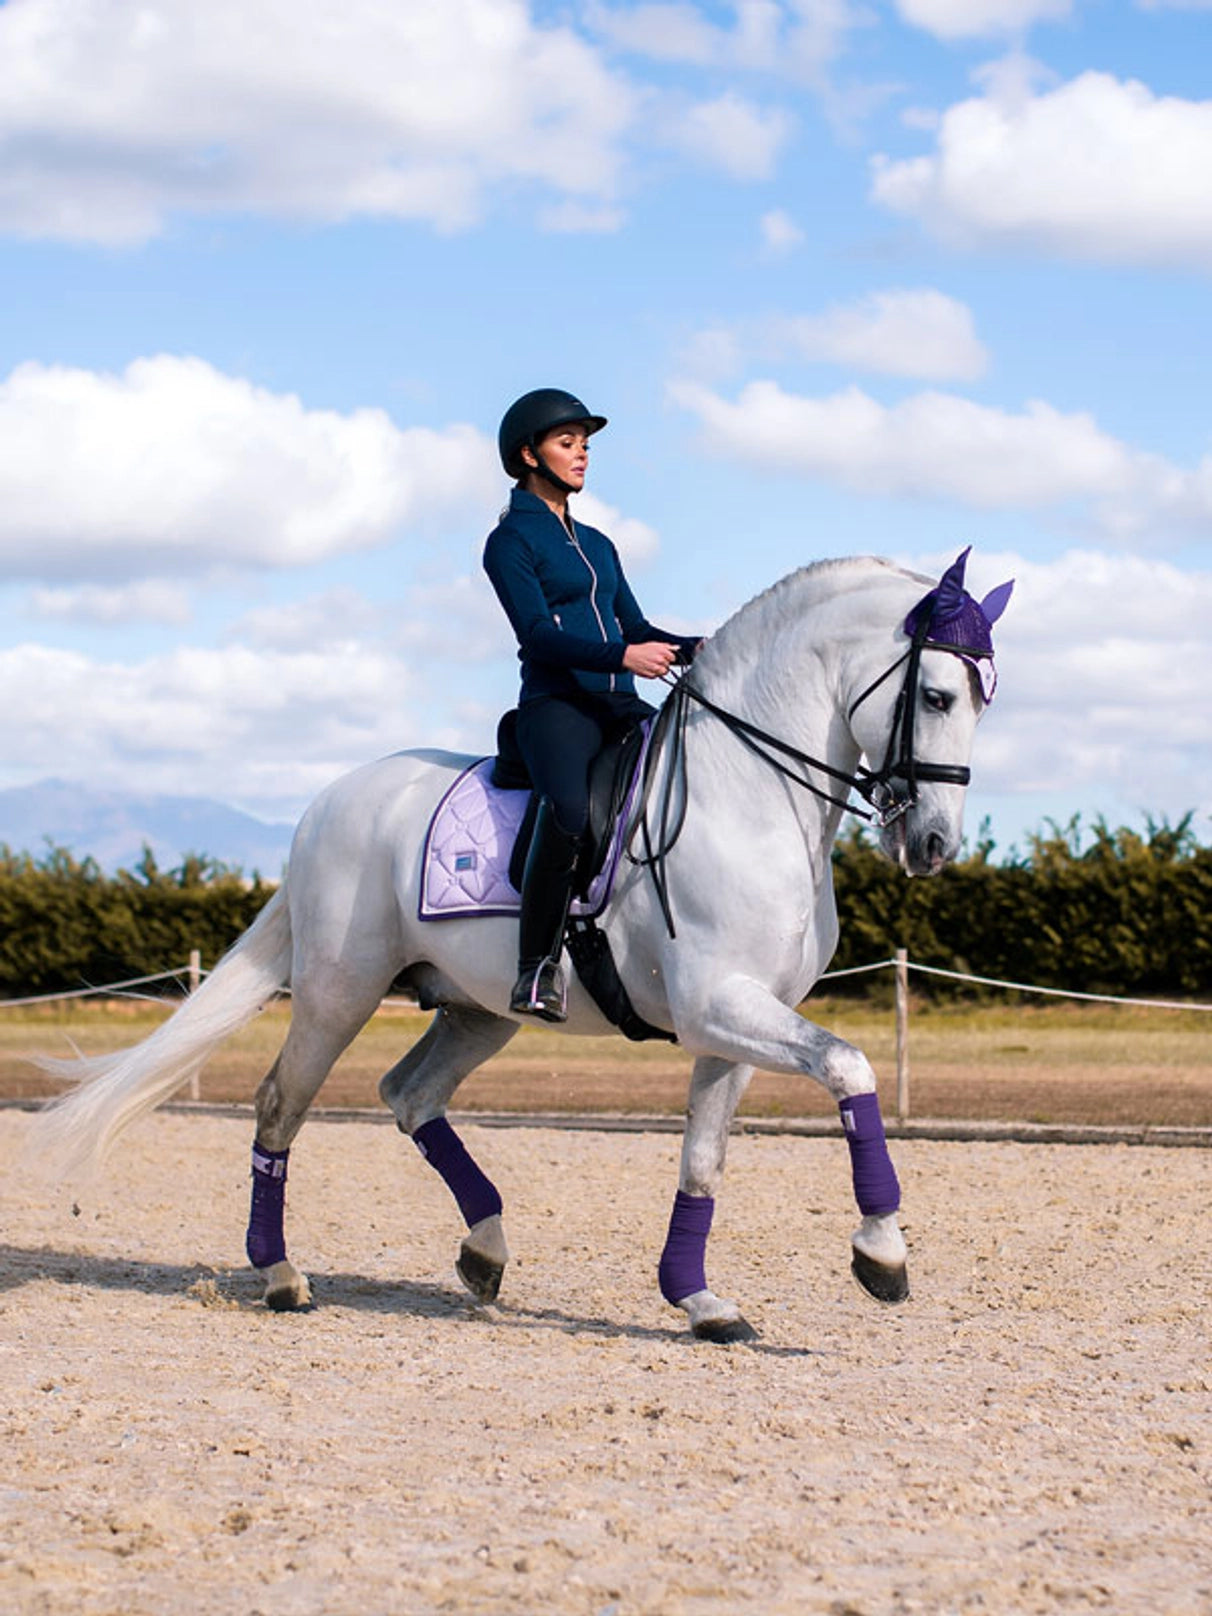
[904,547,1014,701]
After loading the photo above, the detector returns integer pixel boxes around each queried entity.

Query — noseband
[630,622,985,937]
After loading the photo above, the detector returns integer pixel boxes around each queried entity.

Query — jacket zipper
[565,515,615,692]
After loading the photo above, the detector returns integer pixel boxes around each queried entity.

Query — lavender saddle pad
[418,758,632,922]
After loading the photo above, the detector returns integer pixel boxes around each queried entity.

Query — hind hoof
[457,1245,504,1303]
[692,1314,759,1344]
[851,1248,910,1304]
[262,1260,312,1311]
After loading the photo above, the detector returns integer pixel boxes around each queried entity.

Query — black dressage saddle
[491,709,647,900]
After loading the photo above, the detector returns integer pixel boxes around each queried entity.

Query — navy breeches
[515,692,652,836]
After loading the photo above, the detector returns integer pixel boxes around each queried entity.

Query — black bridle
[628,618,985,938]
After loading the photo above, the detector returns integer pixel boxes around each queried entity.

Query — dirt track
[2,1107,1211,1614]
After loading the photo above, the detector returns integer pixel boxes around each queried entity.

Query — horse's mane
[706,555,932,663]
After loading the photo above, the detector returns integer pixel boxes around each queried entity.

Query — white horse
[33,552,1008,1342]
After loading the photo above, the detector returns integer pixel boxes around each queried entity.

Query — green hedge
[829,816,1212,998]
[2,818,1211,1001]
[0,846,273,999]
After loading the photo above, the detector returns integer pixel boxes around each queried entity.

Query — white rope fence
[0,965,195,1008]
[819,949,1212,1120]
[3,947,1209,1116]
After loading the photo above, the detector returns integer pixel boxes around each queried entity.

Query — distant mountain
[0,778,295,876]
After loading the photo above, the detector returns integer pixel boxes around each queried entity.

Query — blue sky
[2,0,1212,855]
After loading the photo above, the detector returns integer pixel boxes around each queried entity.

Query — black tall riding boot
[510,798,582,1022]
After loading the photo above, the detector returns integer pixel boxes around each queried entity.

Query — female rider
[484,388,701,1023]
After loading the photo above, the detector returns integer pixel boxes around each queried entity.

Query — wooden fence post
[188,950,201,1101]
[895,947,909,1122]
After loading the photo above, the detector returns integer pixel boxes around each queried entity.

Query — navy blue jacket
[484,488,698,703]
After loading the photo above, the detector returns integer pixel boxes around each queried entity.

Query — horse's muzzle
[881,813,955,877]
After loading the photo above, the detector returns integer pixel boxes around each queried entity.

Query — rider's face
[524,425,590,493]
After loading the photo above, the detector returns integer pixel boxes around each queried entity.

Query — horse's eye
[922,687,953,714]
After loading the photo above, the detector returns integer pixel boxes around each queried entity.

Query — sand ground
[2,1107,1210,1615]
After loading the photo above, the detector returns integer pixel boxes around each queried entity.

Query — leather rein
[628,617,982,938]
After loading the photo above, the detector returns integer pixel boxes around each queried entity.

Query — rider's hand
[623,641,677,680]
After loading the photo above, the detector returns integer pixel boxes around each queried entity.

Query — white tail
[30,886,293,1180]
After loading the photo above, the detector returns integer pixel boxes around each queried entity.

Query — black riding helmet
[498,388,607,489]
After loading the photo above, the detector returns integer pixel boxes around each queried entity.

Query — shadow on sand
[1,1241,824,1357]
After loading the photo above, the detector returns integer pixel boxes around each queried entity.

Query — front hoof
[456,1245,504,1303]
[679,1289,759,1344]
[851,1248,910,1304]
[261,1259,312,1311]
[457,1214,509,1304]
[693,1314,759,1344]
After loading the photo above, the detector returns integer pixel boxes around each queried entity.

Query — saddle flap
[583,722,647,888]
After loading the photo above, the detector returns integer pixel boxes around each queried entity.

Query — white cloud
[588,1,724,63]
[587,0,865,85]
[671,378,1127,505]
[0,355,500,580]
[231,579,516,666]
[953,551,1212,819]
[662,93,793,180]
[574,491,661,564]
[760,208,805,254]
[766,288,988,380]
[0,0,636,243]
[538,201,628,233]
[892,0,1073,41]
[871,63,1212,269]
[227,588,385,653]
[670,376,1212,542]
[0,638,442,809]
[29,580,192,625]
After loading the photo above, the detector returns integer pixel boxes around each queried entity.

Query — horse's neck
[685,561,914,843]
[695,564,891,756]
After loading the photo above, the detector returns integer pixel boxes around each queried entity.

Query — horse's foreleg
[378,1005,519,1304]
[659,1056,758,1343]
[248,981,390,1311]
[673,973,908,1305]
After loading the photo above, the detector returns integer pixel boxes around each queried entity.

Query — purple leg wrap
[246,1143,288,1269]
[840,1092,901,1216]
[658,1190,715,1305]
[413,1117,503,1229]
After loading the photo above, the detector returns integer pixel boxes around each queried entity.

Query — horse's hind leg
[658,1056,759,1344]
[379,1004,519,1304]
[248,979,390,1311]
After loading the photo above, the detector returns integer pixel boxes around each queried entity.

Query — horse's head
[845,549,1013,877]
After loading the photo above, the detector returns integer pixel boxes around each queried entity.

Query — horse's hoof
[851,1249,910,1304]
[262,1260,312,1311]
[692,1314,759,1344]
[456,1245,504,1304]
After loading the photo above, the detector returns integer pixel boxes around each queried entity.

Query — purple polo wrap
[413,1117,503,1229]
[840,1093,901,1217]
[246,1142,289,1269]
[658,1190,715,1304]
[904,547,1014,703]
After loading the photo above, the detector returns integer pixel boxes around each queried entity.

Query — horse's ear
[932,546,971,617]
[980,579,1014,624]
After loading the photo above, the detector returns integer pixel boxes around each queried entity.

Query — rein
[628,623,977,939]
